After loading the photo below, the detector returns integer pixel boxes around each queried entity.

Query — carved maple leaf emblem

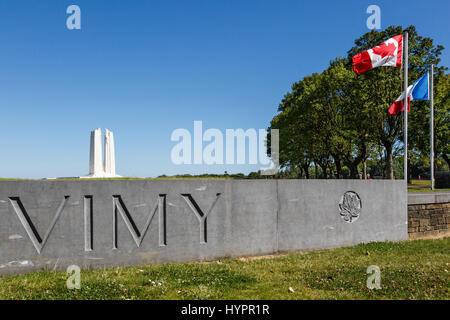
[371,42,397,58]
[339,192,361,223]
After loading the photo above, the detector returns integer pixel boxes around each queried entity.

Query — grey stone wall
[0,180,407,274]
[408,192,450,239]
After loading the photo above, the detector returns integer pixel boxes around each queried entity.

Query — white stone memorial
[81,128,121,178]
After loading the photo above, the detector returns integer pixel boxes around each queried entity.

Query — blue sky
[0,0,448,178]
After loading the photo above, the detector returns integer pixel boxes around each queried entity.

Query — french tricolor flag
[389,73,429,115]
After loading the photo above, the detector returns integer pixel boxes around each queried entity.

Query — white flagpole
[403,31,409,183]
[430,64,434,190]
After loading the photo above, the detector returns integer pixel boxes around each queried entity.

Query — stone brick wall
[408,202,450,239]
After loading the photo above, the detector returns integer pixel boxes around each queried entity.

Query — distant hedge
[435,171,450,188]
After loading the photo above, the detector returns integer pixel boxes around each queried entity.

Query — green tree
[410,72,450,169]
[347,25,446,179]
[434,74,450,168]
[269,26,447,180]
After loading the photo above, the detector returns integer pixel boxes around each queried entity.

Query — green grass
[0,238,448,300]
[0,177,237,181]
[411,179,432,186]
[408,188,450,193]
[408,179,450,192]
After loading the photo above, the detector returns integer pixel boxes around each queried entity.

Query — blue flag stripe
[412,72,429,100]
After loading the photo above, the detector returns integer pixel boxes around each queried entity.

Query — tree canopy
[269,26,449,179]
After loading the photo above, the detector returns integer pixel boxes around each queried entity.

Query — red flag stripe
[389,96,411,115]
[352,51,372,74]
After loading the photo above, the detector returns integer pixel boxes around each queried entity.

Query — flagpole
[403,31,408,183]
[430,64,434,190]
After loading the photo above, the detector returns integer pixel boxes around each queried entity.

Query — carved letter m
[112,195,166,249]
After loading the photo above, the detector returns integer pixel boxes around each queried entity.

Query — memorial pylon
[81,128,121,178]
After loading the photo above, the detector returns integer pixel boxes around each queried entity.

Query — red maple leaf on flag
[352,35,402,73]
[371,42,397,58]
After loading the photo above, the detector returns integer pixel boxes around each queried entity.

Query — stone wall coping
[408,192,450,205]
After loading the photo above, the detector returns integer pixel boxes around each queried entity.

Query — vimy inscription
[0,179,407,274]
[8,193,221,254]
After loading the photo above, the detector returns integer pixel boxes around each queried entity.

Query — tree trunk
[319,163,328,179]
[302,164,310,179]
[315,163,318,179]
[348,164,359,179]
[363,160,367,180]
[407,156,411,183]
[343,144,366,179]
[378,145,384,176]
[298,167,303,179]
[332,154,343,179]
[335,160,342,179]
[383,143,394,179]
[442,153,450,169]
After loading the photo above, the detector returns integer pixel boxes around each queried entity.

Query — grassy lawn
[0,238,448,300]
[408,179,450,193]
[0,177,234,181]
[1,177,449,192]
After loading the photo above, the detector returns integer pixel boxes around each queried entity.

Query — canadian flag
[352,35,403,74]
